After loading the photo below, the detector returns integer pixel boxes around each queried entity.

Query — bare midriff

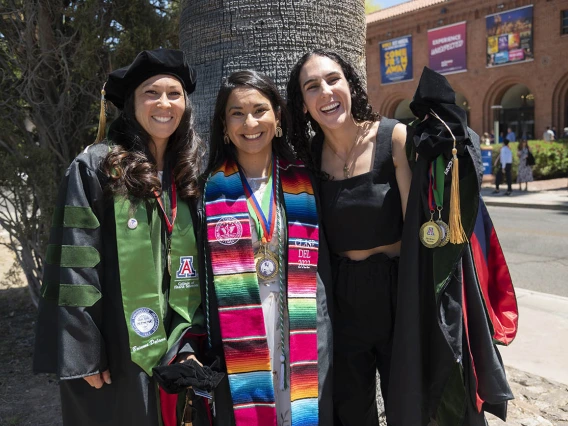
[339,240,401,261]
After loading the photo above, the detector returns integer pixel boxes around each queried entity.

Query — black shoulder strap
[310,132,324,170]
[374,117,400,170]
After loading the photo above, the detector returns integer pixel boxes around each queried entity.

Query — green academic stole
[114,195,201,375]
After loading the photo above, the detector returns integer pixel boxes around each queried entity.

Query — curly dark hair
[101,88,204,200]
[204,70,296,178]
[286,49,380,170]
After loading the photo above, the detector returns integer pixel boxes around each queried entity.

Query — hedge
[489,140,568,180]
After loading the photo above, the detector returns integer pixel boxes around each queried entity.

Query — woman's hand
[177,353,203,366]
[83,369,111,389]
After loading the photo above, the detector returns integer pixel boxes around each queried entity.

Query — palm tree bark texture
[179,0,366,137]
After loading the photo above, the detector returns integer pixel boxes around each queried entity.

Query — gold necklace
[325,120,369,178]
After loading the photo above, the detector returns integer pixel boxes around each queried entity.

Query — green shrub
[489,140,568,180]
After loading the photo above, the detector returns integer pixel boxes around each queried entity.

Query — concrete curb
[484,200,568,211]
[514,286,568,303]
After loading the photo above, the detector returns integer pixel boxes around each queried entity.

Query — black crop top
[316,118,403,253]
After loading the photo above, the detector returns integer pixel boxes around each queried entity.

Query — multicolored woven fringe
[205,158,319,426]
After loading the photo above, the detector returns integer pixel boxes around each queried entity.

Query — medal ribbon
[238,157,277,243]
[154,174,177,235]
[430,156,446,211]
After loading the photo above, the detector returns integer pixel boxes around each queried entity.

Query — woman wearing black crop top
[287,49,412,426]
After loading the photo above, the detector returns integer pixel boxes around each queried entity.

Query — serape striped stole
[204,158,319,426]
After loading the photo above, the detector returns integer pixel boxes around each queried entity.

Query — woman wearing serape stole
[33,49,210,426]
[201,70,333,426]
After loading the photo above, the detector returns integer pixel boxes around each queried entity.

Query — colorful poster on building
[486,5,533,67]
[428,22,467,75]
[379,35,412,84]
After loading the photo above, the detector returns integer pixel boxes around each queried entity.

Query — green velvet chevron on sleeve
[46,244,100,268]
[58,284,102,307]
[52,205,100,229]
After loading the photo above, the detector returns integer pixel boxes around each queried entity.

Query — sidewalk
[487,287,568,426]
[481,177,568,210]
[499,288,568,386]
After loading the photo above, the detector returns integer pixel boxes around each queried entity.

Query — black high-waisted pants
[332,252,398,426]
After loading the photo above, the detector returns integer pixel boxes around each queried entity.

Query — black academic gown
[386,68,514,426]
[198,165,334,426]
[33,141,205,426]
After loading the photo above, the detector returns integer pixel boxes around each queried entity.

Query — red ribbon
[154,175,177,235]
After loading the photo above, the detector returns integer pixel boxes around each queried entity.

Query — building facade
[366,0,568,140]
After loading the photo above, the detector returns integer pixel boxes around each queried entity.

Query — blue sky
[371,0,408,9]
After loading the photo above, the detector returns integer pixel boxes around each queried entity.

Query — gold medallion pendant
[419,218,442,248]
[255,248,279,281]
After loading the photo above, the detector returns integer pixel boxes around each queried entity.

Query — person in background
[505,127,516,143]
[482,132,491,145]
[552,126,558,139]
[499,131,504,143]
[516,139,533,191]
[493,139,513,195]
[543,126,555,141]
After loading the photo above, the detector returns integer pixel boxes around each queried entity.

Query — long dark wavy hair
[101,87,203,200]
[204,70,295,178]
[286,49,380,169]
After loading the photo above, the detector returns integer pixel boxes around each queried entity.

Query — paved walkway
[481,177,568,210]
[499,288,568,386]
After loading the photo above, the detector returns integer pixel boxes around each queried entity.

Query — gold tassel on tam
[95,85,107,143]
[429,109,468,244]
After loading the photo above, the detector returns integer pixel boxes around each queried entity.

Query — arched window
[497,84,534,140]
[456,92,470,124]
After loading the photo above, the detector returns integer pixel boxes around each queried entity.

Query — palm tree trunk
[179,0,366,137]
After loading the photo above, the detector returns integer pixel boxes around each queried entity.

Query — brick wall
[366,0,568,138]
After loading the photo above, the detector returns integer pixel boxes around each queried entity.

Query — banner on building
[428,22,467,75]
[379,35,412,84]
[486,5,533,67]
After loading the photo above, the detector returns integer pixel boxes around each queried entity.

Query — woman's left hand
[177,353,203,366]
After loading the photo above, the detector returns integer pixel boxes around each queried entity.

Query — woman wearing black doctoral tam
[33,49,210,426]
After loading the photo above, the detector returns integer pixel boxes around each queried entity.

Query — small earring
[275,126,283,138]
[223,134,230,145]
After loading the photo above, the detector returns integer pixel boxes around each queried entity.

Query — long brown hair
[102,88,204,200]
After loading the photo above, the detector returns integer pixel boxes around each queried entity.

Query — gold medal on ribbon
[239,158,280,281]
[420,211,442,248]
[255,244,278,281]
